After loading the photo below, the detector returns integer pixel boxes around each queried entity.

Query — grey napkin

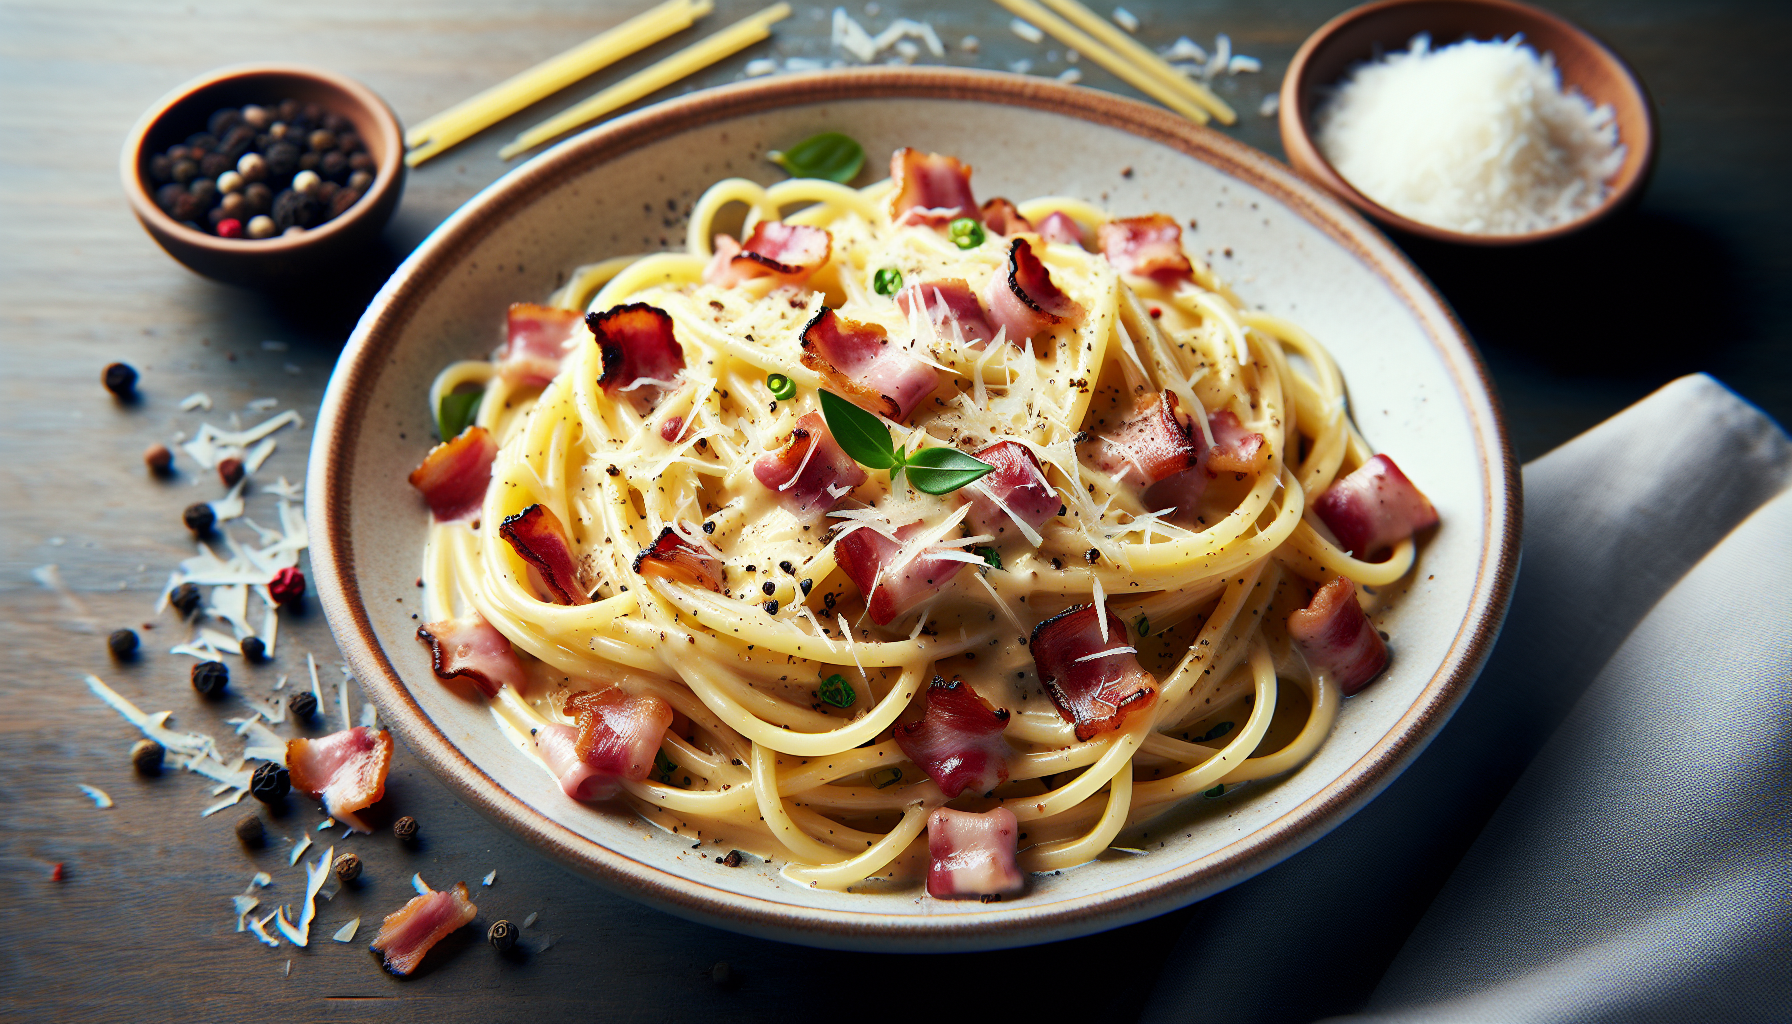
[1141,374,1792,1023]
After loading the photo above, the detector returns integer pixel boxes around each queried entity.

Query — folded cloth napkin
[1141,374,1792,1023]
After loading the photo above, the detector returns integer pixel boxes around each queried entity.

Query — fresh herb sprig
[768,132,865,184]
[817,390,993,495]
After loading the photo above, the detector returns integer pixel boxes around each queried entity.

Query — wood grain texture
[1,1,1786,1020]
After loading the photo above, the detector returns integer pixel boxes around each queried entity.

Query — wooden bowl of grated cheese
[1279,0,1655,245]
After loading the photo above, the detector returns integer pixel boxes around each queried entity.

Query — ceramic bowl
[1279,0,1656,245]
[120,63,405,288]
[307,67,1520,951]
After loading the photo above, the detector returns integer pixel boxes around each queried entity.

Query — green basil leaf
[819,389,899,470]
[437,388,483,440]
[818,673,856,708]
[902,446,995,495]
[768,132,865,184]
[974,545,1002,570]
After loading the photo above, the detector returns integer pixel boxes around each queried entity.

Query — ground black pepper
[249,761,289,804]
[182,502,215,537]
[102,362,137,398]
[191,660,228,698]
[130,738,164,775]
[393,815,418,841]
[107,628,139,660]
[487,920,518,952]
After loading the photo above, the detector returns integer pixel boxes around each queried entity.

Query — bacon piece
[1206,410,1268,476]
[564,687,673,781]
[979,197,1033,236]
[702,221,832,288]
[1030,604,1157,741]
[894,677,1010,798]
[983,238,1085,345]
[799,307,939,423]
[1084,392,1202,486]
[896,278,997,348]
[632,525,724,592]
[369,882,478,976]
[927,807,1024,900]
[959,440,1058,542]
[586,302,685,395]
[407,426,495,522]
[286,727,393,825]
[751,411,867,523]
[499,302,583,386]
[889,148,977,226]
[533,723,615,801]
[835,523,969,626]
[1036,210,1088,248]
[1098,214,1194,282]
[415,613,523,698]
[1288,576,1389,696]
[1313,455,1440,559]
[499,503,588,605]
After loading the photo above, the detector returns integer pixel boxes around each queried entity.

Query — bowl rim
[119,61,405,254]
[307,65,1522,951]
[1277,0,1658,246]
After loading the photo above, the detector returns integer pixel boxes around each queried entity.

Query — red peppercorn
[216,218,244,239]
[51,862,66,882]
[219,457,244,485]
[269,566,306,606]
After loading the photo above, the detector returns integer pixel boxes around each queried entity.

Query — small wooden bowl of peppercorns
[120,63,404,288]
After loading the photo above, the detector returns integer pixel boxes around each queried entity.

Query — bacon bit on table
[407,425,496,522]
[1287,576,1389,696]
[894,677,1011,798]
[958,440,1059,542]
[587,302,685,396]
[632,525,725,592]
[1312,455,1439,560]
[369,882,478,976]
[286,727,393,830]
[896,278,997,348]
[499,302,584,386]
[416,613,524,697]
[889,148,977,226]
[1098,213,1195,283]
[1031,604,1157,740]
[499,503,589,605]
[799,307,939,423]
[926,807,1024,900]
[983,237,1085,345]
[702,221,832,288]
[835,523,969,626]
[751,411,867,523]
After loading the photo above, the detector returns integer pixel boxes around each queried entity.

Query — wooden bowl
[1279,0,1656,245]
[120,63,405,288]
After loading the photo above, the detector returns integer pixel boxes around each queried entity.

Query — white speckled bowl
[307,68,1519,951]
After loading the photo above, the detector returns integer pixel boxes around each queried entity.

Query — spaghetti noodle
[412,147,1433,894]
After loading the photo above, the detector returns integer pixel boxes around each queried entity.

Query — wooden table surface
[3,1,1787,1020]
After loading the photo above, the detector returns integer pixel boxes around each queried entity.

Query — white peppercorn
[291,169,321,196]
[217,169,243,194]
[241,104,271,129]
[246,215,276,239]
[236,152,267,182]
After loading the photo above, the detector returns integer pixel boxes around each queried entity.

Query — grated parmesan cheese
[332,918,361,942]
[1111,6,1140,33]
[1010,17,1043,44]
[290,834,312,865]
[78,784,113,808]
[482,869,498,886]
[1314,34,1625,234]
[412,872,431,895]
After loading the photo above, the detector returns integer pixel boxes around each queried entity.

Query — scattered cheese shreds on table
[412,873,431,895]
[79,784,113,808]
[482,870,498,887]
[1010,17,1044,44]
[290,834,312,866]
[250,910,281,948]
[234,894,260,931]
[333,918,361,943]
[180,392,213,412]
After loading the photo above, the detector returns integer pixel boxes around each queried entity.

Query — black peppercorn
[191,659,228,698]
[272,188,320,231]
[328,188,360,218]
[207,107,242,137]
[250,761,289,804]
[761,581,776,596]
[323,112,351,134]
[188,177,218,208]
[264,140,299,179]
[155,182,185,213]
[243,182,272,215]
[102,362,137,397]
[149,154,174,183]
[348,151,374,172]
[169,581,202,617]
[393,815,418,841]
[347,170,374,193]
[297,151,320,173]
[171,191,203,222]
[721,849,743,867]
[107,628,139,660]
[288,690,317,720]
[333,852,362,882]
[301,102,324,125]
[200,152,232,178]
[319,150,348,183]
[488,920,517,952]
[277,98,301,123]
[131,738,164,775]
[235,813,265,847]
[307,129,336,153]
[183,502,215,536]
[240,636,266,663]
[171,158,199,184]
[186,131,218,151]
[762,599,779,615]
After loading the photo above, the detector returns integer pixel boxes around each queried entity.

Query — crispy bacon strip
[983,238,1085,345]
[1313,455,1440,559]
[1084,392,1202,485]
[894,677,1010,798]
[500,504,588,605]
[927,807,1025,900]
[702,221,832,288]
[1031,604,1157,740]
[369,882,478,976]
[889,148,977,226]
[1098,213,1194,282]
[1036,210,1088,248]
[533,723,614,801]
[897,278,997,348]
[835,523,969,626]
[564,687,673,781]
[499,302,584,386]
[979,197,1032,236]
[799,307,939,423]
[1288,576,1389,696]
[286,727,393,825]
[415,613,522,698]
[632,525,724,592]
[960,440,1059,542]
[587,302,684,395]
[751,411,867,523]
[407,426,495,522]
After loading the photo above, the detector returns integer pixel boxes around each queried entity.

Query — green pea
[947,217,985,249]
[873,267,903,296]
[766,372,796,401]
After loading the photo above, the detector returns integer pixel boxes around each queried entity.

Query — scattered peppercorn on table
[5,0,1790,1021]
